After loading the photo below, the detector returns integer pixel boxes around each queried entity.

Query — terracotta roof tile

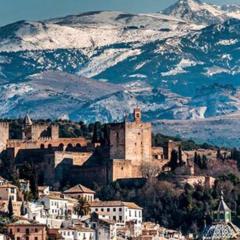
[64,184,95,194]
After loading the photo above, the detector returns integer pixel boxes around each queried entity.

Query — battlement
[0,122,9,127]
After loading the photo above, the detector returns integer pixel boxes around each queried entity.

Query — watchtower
[0,122,9,150]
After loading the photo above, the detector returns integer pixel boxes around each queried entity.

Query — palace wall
[109,124,125,160]
[31,124,50,141]
[53,151,93,167]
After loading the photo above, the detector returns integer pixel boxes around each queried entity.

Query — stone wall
[177,175,216,188]
[31,124,50,140]
[71,165,109,186]
[110,159,133,181]
[109,124,125,160]
[51,124,59,140]
[53,151,93,167]
[7,137,88,157]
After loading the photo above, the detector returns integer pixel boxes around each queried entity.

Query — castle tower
[109,108,152,164]
[0,122,9,150]
[134,108,141,124]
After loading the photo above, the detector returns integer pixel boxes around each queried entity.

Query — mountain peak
[162,0,226,25]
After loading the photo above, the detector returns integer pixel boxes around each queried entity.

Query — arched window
[58,143,64,151]
[66,143,73,151]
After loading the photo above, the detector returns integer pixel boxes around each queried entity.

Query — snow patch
[217,39,238,46]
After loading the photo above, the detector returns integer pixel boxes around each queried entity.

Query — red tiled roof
[64,184,95,194]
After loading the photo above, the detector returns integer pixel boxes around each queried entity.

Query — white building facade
[90,201,142,236]
[59,227,95,240]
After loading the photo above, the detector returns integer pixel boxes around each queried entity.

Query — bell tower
[217,191,232,223]
[134,108,141,124]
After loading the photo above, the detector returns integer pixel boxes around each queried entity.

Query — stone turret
[22,115,32,140]
[24,115,32,126]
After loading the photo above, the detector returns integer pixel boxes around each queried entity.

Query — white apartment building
[59,226,95,240]
[40,195,68,219]
[90,200,142,236]
[0,183,17,201]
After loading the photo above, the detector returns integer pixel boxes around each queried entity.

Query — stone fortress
[0,115,87,156]
[0,108,214,188]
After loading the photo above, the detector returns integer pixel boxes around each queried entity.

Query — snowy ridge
[0,12,201,53]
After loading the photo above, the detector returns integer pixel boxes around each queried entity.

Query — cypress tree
[169,150,179,171]
[8,197,13,219]
[20,200,25,216]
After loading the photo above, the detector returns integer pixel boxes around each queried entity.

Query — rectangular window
[107,208,110,212]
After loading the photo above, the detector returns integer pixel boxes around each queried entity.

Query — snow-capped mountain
[162,0,240,25]
[1,1,240,145]
[0,12,200,53]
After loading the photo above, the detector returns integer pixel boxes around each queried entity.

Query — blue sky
[0,0,238,26]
